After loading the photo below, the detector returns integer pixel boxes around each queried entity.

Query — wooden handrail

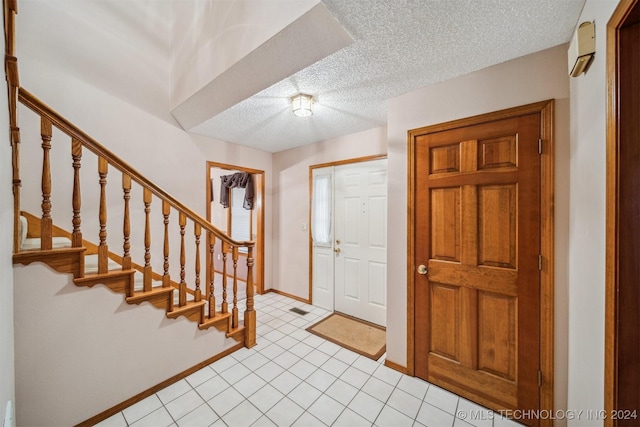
[4,0,256,351]
[16,88,256,334]
[17,87,254,250]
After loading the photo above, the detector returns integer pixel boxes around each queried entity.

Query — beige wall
[386,44,571,415]
[272,127,387,297]
[13,264,239,426]
[12,4,277,425]
[16,1,275,289]
[0,21,16,425]
[17,0,273,217]
[567,1,619,424]
[171,0,318,107]
[9,1,622,423]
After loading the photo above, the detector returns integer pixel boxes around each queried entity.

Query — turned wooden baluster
[71,138,83,248]
[6,17,21,252]
[162,201,170,288]
[40,117,53,250]
[194,222,202,302]
[231,246,239,329]
[208,232,216,318]
[179,212,187,307]
[122,173,131,271]
[244,246,256,347]
[97,157,109,274]
[221,242,228,314]
[143,188,152,291]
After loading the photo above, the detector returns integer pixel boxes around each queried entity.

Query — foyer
[97,292,522,427]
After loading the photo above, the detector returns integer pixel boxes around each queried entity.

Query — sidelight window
[312,174,332,246]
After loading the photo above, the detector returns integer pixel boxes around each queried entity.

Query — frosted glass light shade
[291,93,313,117]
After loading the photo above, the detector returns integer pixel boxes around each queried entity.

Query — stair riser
[126,289,173,311]
[13,239,249,343]
[167,303,205,324]
[74,271,136,295]
[14,248,85,278]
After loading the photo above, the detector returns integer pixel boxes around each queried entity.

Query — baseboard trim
[75,342,244,427]
[265,288,310,304]
[384,359,409,375]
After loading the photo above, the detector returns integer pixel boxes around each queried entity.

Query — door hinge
[538,254,543,271]
[538,139,543,154]
[538,370,542,387]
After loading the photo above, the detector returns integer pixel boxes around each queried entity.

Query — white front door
[334,159,387,326]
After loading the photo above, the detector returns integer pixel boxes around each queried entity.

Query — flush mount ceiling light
[291,93,313,117]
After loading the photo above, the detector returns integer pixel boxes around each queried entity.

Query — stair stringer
[12,211,243,337]
[13,261,242,427]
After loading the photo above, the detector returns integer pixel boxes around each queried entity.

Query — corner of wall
[0,45,16,427]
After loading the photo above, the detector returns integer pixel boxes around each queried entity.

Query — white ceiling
[175,0,586,153]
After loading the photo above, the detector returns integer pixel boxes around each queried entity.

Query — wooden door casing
[206,162,265,294]
[410,102,555,425]
[605,2,640,425]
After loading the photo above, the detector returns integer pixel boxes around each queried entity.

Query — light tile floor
[96,293,523,427]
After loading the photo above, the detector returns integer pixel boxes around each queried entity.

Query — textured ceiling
[184,0,586,153]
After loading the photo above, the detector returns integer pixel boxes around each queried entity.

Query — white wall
[272,126,387,298]
[10,1,621,422]
[20,0,175,123]
[13,264,239,426]
[16,1,275,289]
[0,24,16,426]
[17,0,273,212]
[386,45,571,415]
[171,0,318,107]
[567,1,619,424]
[12,3,277,424]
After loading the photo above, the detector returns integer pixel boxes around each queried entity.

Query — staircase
[4,0,256,359]
[14,210,252,339]
[3,2,262,425]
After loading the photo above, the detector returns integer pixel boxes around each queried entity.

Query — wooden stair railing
[3,1,256,348]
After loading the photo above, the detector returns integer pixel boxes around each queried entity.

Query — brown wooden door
[413,112,542,421]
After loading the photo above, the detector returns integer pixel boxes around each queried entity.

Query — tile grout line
[107,294,514,427]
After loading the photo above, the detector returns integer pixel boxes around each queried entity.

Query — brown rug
[306,312,386,360]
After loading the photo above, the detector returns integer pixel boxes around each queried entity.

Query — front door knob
[417,264,428,275]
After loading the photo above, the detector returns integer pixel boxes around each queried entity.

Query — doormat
[306,312,386,360]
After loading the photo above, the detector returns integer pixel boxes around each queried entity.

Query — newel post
[244,245,256,348]
[5,1,21,253]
